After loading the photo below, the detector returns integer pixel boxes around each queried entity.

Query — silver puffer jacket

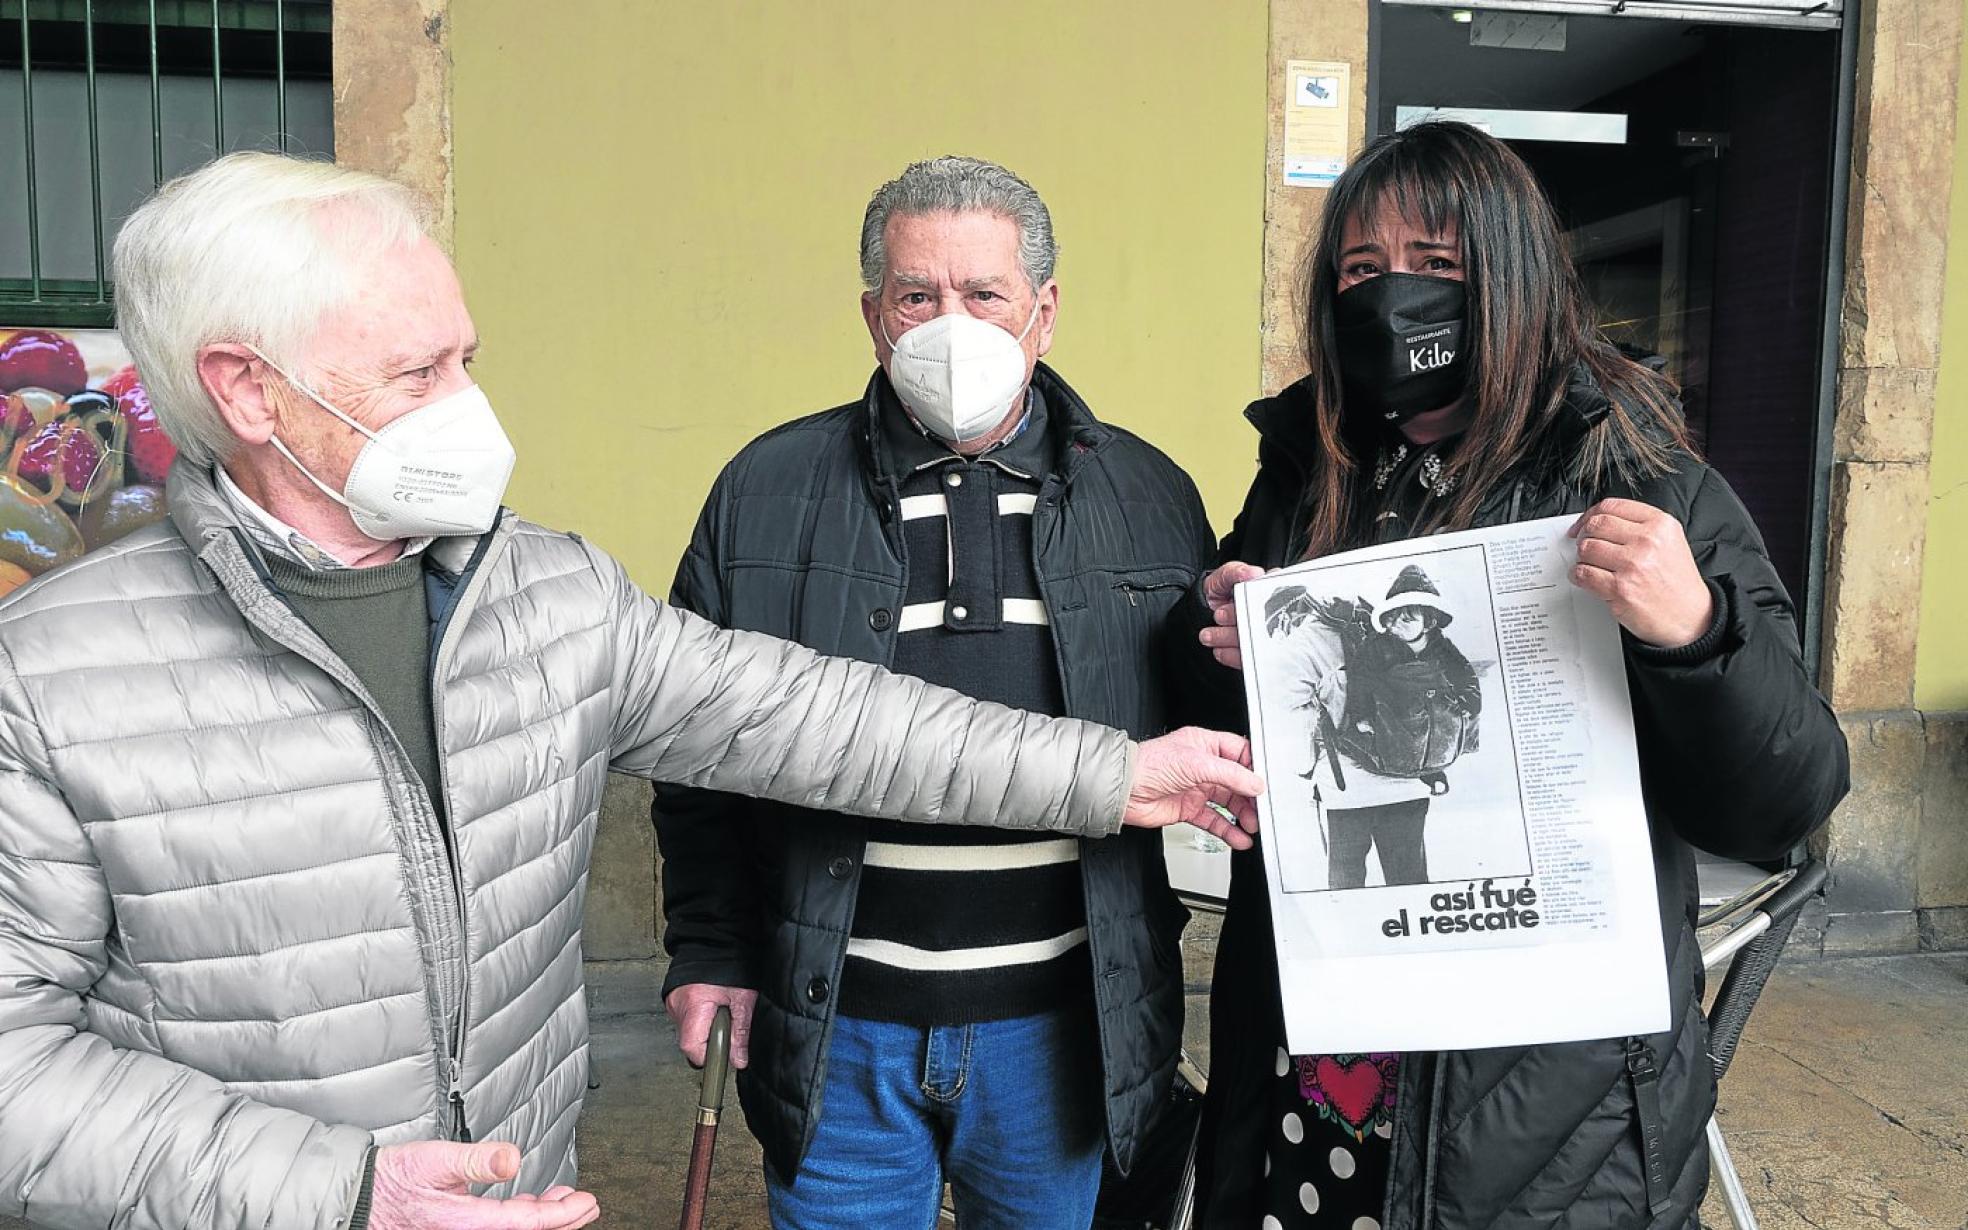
[0,463,1134,1229]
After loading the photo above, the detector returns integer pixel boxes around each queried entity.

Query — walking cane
[678,1006,733,1230]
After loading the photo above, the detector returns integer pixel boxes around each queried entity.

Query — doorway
[1371,1,1848,625]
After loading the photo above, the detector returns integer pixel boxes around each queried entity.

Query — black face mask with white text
[1332,273,1470,428]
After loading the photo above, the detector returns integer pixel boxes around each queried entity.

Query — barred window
[2,0,333,327]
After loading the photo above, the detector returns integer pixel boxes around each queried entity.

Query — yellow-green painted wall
[1917,3,1968,711]
[449,2,1267,591]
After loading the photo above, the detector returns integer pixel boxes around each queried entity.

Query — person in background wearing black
[1168,121,1849,1230]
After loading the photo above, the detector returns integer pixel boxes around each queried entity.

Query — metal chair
[1696,858,1827,1230]
[1149,887,1228,1230]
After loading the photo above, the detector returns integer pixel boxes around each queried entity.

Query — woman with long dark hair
[1169,121,1848,1229]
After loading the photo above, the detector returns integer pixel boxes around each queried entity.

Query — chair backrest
[1703,859,1827,1082]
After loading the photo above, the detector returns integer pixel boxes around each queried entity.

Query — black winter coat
[654,364,1214,1183]
[1340,629,1481,778]
[1170,367,1849,1230]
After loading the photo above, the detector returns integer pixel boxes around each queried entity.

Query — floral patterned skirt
[1257,1050,1400,1229]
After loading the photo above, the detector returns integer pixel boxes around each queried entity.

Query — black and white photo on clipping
[1248,546,1532,894]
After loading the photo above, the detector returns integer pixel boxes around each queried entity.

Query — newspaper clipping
[1236,515,1670,1054]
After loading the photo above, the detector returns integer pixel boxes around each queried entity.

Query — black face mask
[1332,273,1470,427]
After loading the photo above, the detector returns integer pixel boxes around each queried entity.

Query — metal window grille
[2,0,332,328]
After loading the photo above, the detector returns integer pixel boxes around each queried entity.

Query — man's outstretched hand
[1124,727,1265,849]
[369,1141,599,1230]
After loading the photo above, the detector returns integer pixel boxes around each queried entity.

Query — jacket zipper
[426,520,505,1143]
[1031,481,1075,736]
[1420,1051,1445,1229]
[446,1057,470,1142]
[1033,477,1128,1161]
[1383,1060,1411,1230]
[1626,1037,1671,1215]
[207,528,483,1143]
[1112,579,1187,607]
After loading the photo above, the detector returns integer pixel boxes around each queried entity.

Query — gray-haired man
[656,156,1218,1229]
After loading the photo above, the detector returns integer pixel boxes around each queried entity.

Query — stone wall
[331,0,455,249]
[1802,712,1968,956]
[583,777,661,963]
[1260,0,1369,396]
[1819,0,1957,715]
[1917,716,1968,950]
[1809,0,1968,956]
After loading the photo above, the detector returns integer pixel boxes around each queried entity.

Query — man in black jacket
[653,156,1215,1230]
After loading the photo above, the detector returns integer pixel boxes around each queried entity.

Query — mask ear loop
[1013,294,1042,344]
[265,435,357,512]
[244,345,382,443]
[244,343,373,512]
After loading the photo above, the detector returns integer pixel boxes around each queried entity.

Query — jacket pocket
[1107,570,1198,631]
[1111,577,1191,606]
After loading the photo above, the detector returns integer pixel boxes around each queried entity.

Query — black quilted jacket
[1171,366,1849,1230]
[653,364,1214,1183]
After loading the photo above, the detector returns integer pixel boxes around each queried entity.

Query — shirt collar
[879,384,1052,481]
[214,465,433,572]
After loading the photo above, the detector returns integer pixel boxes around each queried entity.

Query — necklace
[1373,444,1458,496]
[1373,444,1407,490]
[1421,451,1457,495]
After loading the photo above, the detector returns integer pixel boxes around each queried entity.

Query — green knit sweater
[264,552,442,814]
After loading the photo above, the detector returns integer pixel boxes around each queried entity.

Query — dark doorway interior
[1373,8,1842,606]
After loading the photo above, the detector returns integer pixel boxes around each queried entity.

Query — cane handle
[699,1005,732,1119]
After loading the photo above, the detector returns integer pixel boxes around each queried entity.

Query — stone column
[331,0,457,252]
[1262,0,1370,395]
[1173,0,1375,1044]
[1813,0,1964,955]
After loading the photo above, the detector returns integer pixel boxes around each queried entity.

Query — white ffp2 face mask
[882,301,1041,444]
[250,347,517,541]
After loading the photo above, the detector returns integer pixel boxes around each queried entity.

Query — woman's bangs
[1340,152,1465,246]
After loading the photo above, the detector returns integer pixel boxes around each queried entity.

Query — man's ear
[1033,279,1060,359]
[196,343,280,447]
[862,290,891,366]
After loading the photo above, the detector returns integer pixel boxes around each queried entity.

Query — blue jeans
[766,1006,1106,1230]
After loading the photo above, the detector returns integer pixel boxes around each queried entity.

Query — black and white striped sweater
[836,389,1090,1025]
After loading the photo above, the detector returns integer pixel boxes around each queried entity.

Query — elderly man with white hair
[0,153,1262,1230]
